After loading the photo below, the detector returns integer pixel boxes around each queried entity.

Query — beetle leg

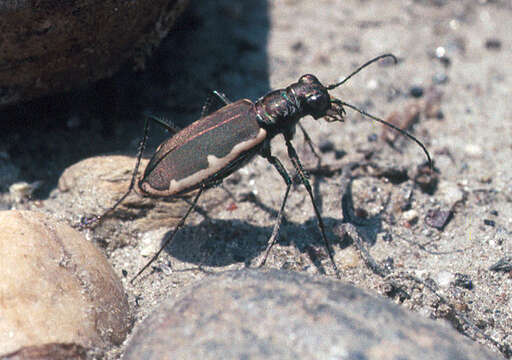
[212,90,231,105]
[285,139,341,279]
[298,123,322,164]
[144,112,181,133]
[80,116,150,229]
[131,188,204,283]
[201,90,232,118]
[257,148,292,268]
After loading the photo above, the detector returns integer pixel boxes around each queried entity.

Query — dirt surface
[1,0,511,358]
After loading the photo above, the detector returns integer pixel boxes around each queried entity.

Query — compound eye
[307,93,320,102]
[308,92,328,107]
[306,92,330,119]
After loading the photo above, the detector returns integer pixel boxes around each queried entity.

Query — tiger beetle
[82,54,432,282]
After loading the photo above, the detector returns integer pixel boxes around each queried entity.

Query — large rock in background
[0,0,189,106]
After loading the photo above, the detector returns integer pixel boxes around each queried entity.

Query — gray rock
[124,269,498,360]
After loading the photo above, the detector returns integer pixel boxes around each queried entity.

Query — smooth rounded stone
[0,0,189,106]
[57,155,187,234]
[124,269,497,360]
[0,210,131,356]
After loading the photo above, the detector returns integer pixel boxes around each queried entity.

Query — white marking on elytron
[165,127,267,196]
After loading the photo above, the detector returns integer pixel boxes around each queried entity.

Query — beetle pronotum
[83,54,432,282]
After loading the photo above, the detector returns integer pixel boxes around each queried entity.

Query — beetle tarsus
[130,189,204,283]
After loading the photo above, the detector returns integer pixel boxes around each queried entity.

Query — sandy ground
[1,0,511,358]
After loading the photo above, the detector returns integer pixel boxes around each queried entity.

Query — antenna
[327,54,398,90]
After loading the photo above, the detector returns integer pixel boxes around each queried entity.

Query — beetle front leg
[285,139,341,279]
[298,123,322,164]
[257,147,292,268]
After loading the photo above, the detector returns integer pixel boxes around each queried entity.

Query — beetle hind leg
[201,90,232,118]
[131,188,204,283]
[143,111,181,133]
[80,115,150,229]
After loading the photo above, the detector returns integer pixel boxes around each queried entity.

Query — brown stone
[0,0,189,106]
[0,210,131,356]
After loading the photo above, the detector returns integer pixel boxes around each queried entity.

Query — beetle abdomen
[140,99,267,197]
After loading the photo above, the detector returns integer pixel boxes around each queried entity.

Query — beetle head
[294,74,337,120]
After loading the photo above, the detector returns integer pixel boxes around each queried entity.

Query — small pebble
[425,208,452,230]
[409,86,424,98]
[318,140,334,153]
[479,175,493,184]
[464,144,483,157]
[484,38,501,50]
[367,133,378,142]
[434,47,451,66]
[435,46,446,58]
[454,273,473,290]
[291,41,304,52]
[436,271,455,289]
[414,165,439,194]
[483,219,495,227]
[489,256,512,272]
[403,209,419,224]
[432,73,449,85]
[335,150,347,159]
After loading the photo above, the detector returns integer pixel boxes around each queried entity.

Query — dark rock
[0,0,189,106]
